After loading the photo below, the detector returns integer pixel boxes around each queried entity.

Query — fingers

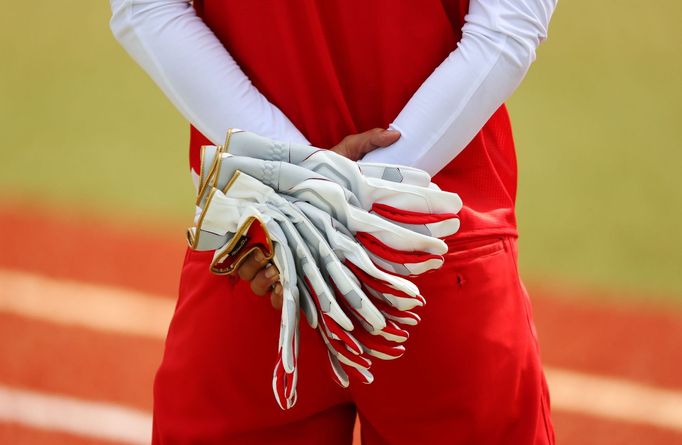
[250,262,280,296]
[367,128,401,148]
[236,250,282,309]
[331,128,401,160]
[271,283,283,309]
[237,249,269,281]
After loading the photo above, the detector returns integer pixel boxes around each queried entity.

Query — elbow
[462,23,545,81]
[109,1,194,46]
[492,0,553,71]
[501,34,538,76]
[500,14,548,73]
[462,0,552,74]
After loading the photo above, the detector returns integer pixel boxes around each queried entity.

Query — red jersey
[189,0,519,240]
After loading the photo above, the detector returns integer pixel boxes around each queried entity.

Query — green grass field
[2,1,681,300]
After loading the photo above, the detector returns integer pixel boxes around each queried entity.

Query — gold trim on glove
[221,169,242,194]
[196,146,221,207]
[222,127,243,154]
[210,215,274,275]
[187,187,219,250]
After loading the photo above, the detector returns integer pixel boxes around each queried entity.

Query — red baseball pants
[152,236,554,444]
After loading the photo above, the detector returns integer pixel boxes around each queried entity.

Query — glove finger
[297,280,319,329]
[286,318,300,408]
[294,199,422,297]
[363,246,445,277]
[343,363,375,385]
[350,327,406,360]
[272,358,288,410]
[343,261,424,309]
[319,325,371,370]
[357,161,432,187]
[355,232,444,276]
[269,228,299,373]
[361,176,463,213]
[374,320,410,344]
[370,202,461,239]
[336,235,420,296]
[274,245,300,408]
[362,346,405,361]
[325,261,386,332]
[369,296,421,327]
[381,310,420,327]
[365,286,425,311]
[312,288,363,355]
[272,357,297,410]
[278,286,298,373]
[326,351,350,388]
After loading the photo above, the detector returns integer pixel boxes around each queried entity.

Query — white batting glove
[223,130,462,238]
[220,172,417,379]
[292,199,426,309]
[206,151,447,275]
[188,189,300,410]
[208,181,377,368]
[222,171,397,335]
[192,179,380,390]
[204,150,448,257]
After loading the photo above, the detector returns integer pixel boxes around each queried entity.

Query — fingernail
[265,264,278,278]
[254,250,265,263]
[271,284,283,309]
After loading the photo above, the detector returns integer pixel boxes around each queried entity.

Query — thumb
[368,128,401,148]
[330,128,401,160]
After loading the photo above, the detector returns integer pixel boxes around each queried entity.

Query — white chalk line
[0,385,151,444]
[546,368,682,432]
[0,268,172,339]
[0,268,681,442]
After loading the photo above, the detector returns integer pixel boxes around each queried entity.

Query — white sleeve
[109,0,309,145]
[361,0,557,175]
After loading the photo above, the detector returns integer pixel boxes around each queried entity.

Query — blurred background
[1,1,681,444]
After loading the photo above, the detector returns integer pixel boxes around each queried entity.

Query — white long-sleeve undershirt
[109,0,556,175]
[362,0,556,174]
[109,0,310,146]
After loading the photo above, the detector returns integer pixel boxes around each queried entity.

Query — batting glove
[189,189,300,409]
[222,130,462,238]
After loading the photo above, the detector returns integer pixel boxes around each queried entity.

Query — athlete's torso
[190,0,519,239]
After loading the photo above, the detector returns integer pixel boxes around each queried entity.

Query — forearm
[362,0,557,175]
[109,0,309,145]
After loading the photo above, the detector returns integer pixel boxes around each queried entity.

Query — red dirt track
[1,201,681,444]
[0,423,127,445]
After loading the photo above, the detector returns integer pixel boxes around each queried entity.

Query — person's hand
[235,127,401,309]
[329,128,401,161]
[237,249,284,309]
